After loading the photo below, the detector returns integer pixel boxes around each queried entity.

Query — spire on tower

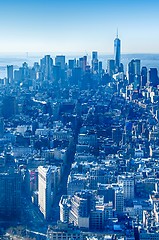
[116,28,119,38]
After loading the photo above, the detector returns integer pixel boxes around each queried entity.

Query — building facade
[38,165,52,220]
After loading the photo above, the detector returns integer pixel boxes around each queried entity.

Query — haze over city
[0,0,159,53]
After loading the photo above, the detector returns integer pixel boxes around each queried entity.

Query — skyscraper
[71,67,82,85]
[7,65,13,84]
[107,59,115,77]
[98,61,103,74]
[92,51,98,73]
[114,31,121,72]
[134,59,141,76]
[68,59,76,70]
[38,166,52,220]
[55,55,65,70]
[149,68,159,87]
[141,66,147,87]
[128,59,141,88]
[40,55,53,80]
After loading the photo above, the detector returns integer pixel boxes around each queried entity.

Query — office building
[69,192,90,229]
[134,59,141,76]
[127,59,141,87]
[127,60,135,84]
[107,59,115,77]
[114,33,121,71]
[78,56,87,72]
[92,51,98,61]
[90,205,105,230]
[98,61,103,74]
[40,55,53,80]
[114,189,124,214]
[38,165,52,220]
[118,175,134,200]
[68,59,76,70]
[59,195,71,223]
[92,51,98,73]
[71,67,82,85]
[7,65,13,84]
[53,65,61,82]
[149,68,159,87]
[141,66,147,87]
[55,55,65,70]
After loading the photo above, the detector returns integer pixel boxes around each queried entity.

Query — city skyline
[1,2,159,236]
[0,0,159,53]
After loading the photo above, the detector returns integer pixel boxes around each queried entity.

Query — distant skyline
[0,0,159,53]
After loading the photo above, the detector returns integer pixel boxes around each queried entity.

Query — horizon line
[0,52,158,56]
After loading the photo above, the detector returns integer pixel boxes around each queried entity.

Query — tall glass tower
[114,31,121,71]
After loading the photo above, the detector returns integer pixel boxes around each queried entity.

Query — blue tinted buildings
[114,33,121,72]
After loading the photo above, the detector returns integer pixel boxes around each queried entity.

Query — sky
[0,0,159,53]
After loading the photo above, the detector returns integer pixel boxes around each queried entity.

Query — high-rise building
[0,170,22,220]
[90,206,105,230]
[92,51,98,73]
[149,68,159,87]
[38,166,52,220]
[134,59,141,89]
[22,62,29,80]
[55,55,66,81]
[114,32,121,71]
[127,59,141,87]
[98,61,103,74]
[71,67,82,85]
[55,55,65,70]
[59,195,71,223]
[53,65,61,82]
[78,56,87,73]
[141,66,147,87]
[7,65,13,84]
[40,55,53,80]
[127,60,135,84]
[107,59,115,77]
[69,192,90,229]
[114,189,124,214]
[134,59,141,75]
[92,51,98,61]
[68,59,76,70]
[118,175,134,200]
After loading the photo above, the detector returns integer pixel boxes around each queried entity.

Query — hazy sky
[0,0,159,53]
